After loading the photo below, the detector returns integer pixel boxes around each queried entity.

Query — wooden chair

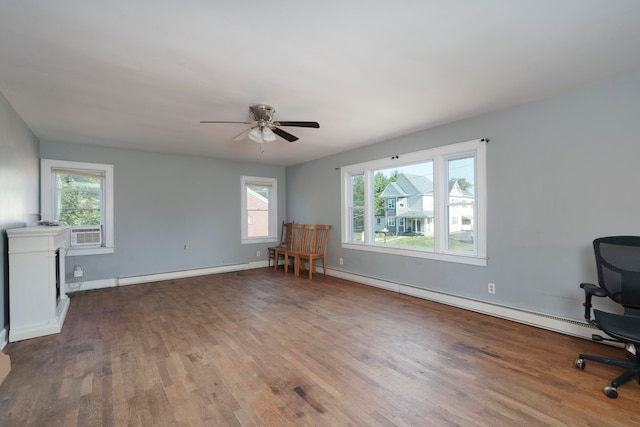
[269,221,294,270]
[283,223,305,273]
[291,225,316,276]
[296,225,331,279]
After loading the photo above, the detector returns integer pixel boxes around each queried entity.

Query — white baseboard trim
[117,263,250,287]
[67,278,118,293]
[67,261,270,293]
[326,268,598,341]
[0,326,8,350]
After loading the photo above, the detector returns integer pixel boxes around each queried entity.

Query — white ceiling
[1,1,640,166]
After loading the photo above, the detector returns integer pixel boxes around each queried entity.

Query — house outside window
[41,159,114,255]
[387,199,396,210]
[241,176,277,244]
[341,138,487,266]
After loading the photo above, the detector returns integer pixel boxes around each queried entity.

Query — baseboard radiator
[326,268,604,343]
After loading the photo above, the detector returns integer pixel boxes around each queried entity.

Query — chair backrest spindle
[300,225,317,254]
[289,224,305,252]
[313,225,331,255]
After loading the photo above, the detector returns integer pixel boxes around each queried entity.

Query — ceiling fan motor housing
[250,104,276,123]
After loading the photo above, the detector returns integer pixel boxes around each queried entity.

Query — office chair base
[575,354,640,398]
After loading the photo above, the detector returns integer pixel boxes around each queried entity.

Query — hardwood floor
[1,268,639,426]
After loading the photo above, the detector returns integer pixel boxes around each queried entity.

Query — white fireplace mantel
[8,226,70,342]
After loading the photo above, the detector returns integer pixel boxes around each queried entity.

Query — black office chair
[575,236,640,398]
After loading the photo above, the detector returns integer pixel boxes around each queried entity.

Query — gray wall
[286,74,640,321]
[0,91,40,331]
[39,141,286,283]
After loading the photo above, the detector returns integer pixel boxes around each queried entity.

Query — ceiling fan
[200,104,320,143]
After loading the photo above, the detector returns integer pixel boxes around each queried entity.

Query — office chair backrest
[594,236,640,311]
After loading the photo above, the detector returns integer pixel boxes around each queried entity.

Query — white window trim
[41,159,114,256]
[241,175,278,244]
[340,138,487,267]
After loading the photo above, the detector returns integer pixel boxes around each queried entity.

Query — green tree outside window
[57,174,102,226]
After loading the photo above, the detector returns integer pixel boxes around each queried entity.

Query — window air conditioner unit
[70,226,102,247]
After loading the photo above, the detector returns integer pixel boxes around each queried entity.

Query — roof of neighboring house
[449,180,474,198]
[379,173,433,198]
[379,182,407,197]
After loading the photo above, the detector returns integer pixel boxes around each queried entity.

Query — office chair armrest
[580,282,607,325]
[580,282,607,297]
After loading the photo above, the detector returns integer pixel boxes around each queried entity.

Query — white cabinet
[8,226,70,342]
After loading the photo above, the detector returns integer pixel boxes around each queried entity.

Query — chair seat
[595,309,640,343]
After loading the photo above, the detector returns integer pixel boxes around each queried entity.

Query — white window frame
[340,138,487,266]
[241,176,278,244]
[41,159,114,256]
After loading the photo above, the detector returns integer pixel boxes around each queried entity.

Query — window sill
[241,237,277,245]
[341,242,487,266]
[67,246,114,256]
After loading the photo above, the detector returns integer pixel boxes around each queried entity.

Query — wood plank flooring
[1,268,639,426]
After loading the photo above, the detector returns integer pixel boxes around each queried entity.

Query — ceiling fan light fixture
[248,126,277,143]
[262,127,277,142]
[248,127,265,143]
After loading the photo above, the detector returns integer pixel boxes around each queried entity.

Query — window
[41,159,114,255]
[341,139,487,266]
[348,173,365,242]
[241,176,277,244]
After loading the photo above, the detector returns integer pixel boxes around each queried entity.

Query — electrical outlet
[74,265,83,278]
[184,243,190,250]
[339,257,344,265]
[256,250,260,257]
[488,283,496,294]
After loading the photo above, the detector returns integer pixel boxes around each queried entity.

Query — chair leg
[579,354,636,370]
[612,366,640,389]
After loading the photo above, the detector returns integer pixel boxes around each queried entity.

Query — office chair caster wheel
[574,358,585,369]
[603,386,618,399]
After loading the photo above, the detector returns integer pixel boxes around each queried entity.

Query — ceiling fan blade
[273,121,320,128]
[200,120,255,124]
[271,127,299,142]
[232,128,252,141]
